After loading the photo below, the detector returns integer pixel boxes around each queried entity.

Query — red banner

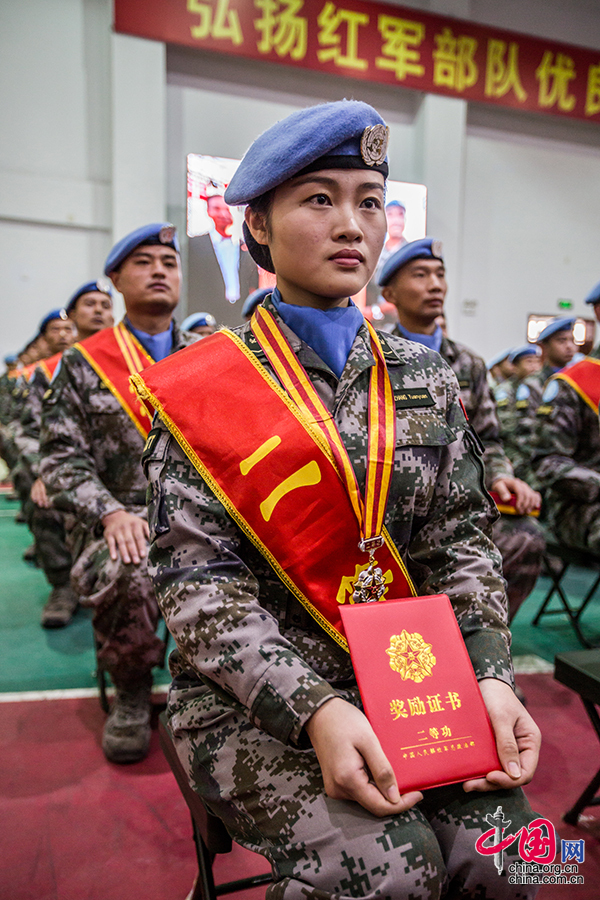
[114,0,600,124]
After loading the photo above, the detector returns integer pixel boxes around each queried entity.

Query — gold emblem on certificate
[386,631,436,682]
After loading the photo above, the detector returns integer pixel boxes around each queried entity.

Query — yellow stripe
[255,309,364,523]
[75,342,149,438]
[113,325,139,377]
[119,324,144,371]
[130,369,349,651]
[556,372,600,414]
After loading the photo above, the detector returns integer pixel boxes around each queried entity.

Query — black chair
[554,650,600,824]
[532,539,600,648]
[158,712,272,900]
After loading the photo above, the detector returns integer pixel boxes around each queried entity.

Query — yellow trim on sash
[556,358,600,414]
[75,324,155,438]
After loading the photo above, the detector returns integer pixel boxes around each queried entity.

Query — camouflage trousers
[26,503,72,587]
[169,685,538,900]
[492,517,545,622]
[70,510,164,688]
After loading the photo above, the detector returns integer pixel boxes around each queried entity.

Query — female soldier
[137,100,540,899]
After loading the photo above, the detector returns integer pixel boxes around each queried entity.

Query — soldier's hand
[491,477,541,515]
[102,510,149,565]
[305,696,423,817]
[30,477,50,508]
[463,678,540,793]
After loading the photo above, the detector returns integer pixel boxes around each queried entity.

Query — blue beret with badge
[487,348,515,370]
[242,287,272,320]
[584,280,600,306]
[38,308,68,335]
[508,344,541,364]
[378,237,444,287]
[104,223,179,275]
[181,312,217,332]
[536,316,576,343]
[224,100,389,273]
[65,279,113,315]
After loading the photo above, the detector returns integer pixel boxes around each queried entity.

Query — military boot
[40,584,79,628]
[102,679,153,764]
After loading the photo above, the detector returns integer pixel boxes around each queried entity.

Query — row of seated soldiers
[1,227,598,766]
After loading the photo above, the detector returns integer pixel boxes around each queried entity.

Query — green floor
[1,493,599,693]
[0,494,170,694]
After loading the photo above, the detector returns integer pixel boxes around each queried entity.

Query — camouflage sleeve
[39,354,126,525]
[144,425,340,747]
[467,361,513,487]
[532,379,600,501]
[405,369,513,687]
[14,369,45,477]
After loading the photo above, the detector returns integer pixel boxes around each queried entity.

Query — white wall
[2,0,600,363]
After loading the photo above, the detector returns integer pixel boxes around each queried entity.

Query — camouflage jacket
[15,364,53,478]
[144,300,512,749]
[532,348,600,504]
[39,321,198,529]
[392,329,513,487]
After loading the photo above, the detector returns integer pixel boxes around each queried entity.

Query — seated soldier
[532,283,600,554]
[13,309,78,625]
[39,224,198,762]
[137,102,540,899]
[493,345,542,483]
[380,240,545,621]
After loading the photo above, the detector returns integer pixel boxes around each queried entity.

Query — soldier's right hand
[102,509,149,565]
[305,696,423,817]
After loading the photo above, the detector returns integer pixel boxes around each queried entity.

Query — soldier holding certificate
[138,102,540,899]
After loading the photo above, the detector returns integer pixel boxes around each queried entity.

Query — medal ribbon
[251,306,396,548]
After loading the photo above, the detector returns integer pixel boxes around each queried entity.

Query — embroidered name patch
[394,388,435,409]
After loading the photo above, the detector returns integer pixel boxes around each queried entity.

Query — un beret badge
[360,124,389,166]
[96,277,112,294]
[431,240,443,259]
[159,224,177,244]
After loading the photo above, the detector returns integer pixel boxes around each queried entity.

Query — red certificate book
[340,594,501,793]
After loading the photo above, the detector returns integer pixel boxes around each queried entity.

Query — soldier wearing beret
[39,224,199,761]
[532,285,600,554]
[380,239,545,622]
[180,312,217,337]
[17,289,114,626]
[137,102,539,899]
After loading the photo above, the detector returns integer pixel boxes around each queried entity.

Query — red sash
[555,356,600,414]
[34,352,62,383]
[75,323,155,437]
[131,328,416,650]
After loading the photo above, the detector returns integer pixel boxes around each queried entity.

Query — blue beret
[38,308,68,335]
[104,223,179,275]
[379,238,444,287]
[181,312,217,331]
[509,344,541,364]
[584,280,600,305]
[537,316,576,343]
[4,354,18,367]
[65,279,112,315]
[487,348,515,370]
[242,287,272,319]
[386,199,406,212]
[224,100,389,208]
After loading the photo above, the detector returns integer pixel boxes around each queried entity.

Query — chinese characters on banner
[114,0,600,124]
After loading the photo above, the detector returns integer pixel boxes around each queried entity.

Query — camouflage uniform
[14,363,73,588]
[394,332,544,622]
[143,302,536,900]
[531,348,600,554]
[39,322,197,687]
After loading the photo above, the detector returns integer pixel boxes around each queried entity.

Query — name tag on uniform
[394,387,434,409]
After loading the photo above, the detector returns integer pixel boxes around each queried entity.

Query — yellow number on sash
[259,461,322,522]
[239,435,282,475]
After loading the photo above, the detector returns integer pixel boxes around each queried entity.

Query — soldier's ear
[244,206,269,247]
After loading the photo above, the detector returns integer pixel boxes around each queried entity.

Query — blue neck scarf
[396,323,443,354]
[271,288,364,379]
[125,318,173,362]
